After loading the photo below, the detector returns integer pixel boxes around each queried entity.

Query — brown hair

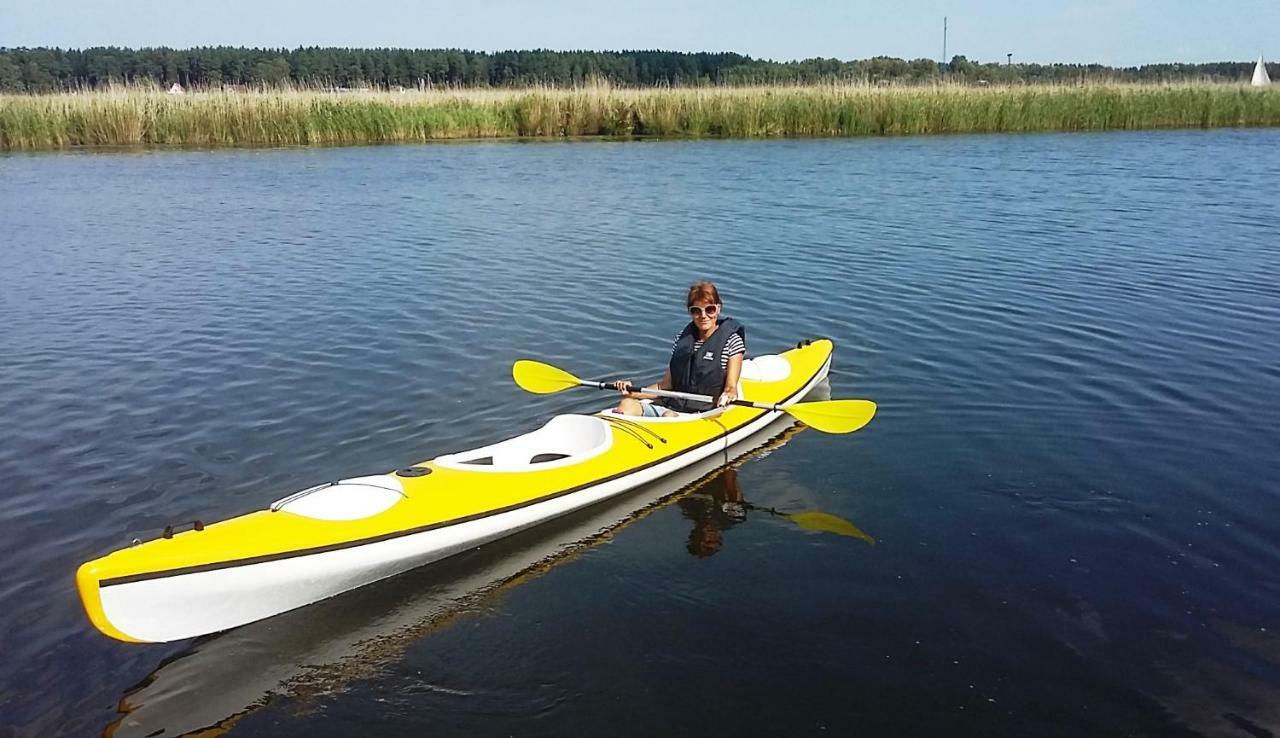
[686,280,722,307]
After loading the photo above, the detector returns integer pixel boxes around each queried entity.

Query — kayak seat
[433,415,612,472]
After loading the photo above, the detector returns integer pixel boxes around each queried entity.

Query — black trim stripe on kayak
[99,358,828,588]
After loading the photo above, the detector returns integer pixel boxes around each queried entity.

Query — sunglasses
[688,304,720,318]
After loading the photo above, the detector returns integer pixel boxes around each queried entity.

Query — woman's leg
[614,397,644,415]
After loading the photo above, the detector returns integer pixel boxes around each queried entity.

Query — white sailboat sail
[1252,55,1271,86]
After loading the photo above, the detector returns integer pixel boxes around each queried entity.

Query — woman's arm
[718,354,744,406]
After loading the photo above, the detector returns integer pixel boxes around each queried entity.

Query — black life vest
[666,316,746,413]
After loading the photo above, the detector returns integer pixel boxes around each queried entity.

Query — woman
[612,281,747,417]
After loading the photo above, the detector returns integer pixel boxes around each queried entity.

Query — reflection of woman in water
[678,467,748,558]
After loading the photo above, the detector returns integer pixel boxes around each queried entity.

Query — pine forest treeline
[0,46,1275,92]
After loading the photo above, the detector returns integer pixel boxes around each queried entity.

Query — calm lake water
[2,131,1279,737]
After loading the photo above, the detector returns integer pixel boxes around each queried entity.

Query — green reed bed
[2,83,1279,150]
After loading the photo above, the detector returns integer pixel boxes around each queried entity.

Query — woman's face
[688,301,720,334]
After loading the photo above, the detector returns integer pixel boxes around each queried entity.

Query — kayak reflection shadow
[679,461,876,558]
[102,382,872,738]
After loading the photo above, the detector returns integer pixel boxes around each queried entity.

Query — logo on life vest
[703,351,715,360]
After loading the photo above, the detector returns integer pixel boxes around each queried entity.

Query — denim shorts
[641,401,674,417]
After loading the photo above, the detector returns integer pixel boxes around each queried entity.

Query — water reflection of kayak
[104,402,822,738]
[77,340,837,644]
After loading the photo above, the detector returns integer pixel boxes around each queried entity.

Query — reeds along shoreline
[2,83,1279,150]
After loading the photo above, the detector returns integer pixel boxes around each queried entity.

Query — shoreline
[3,83,1279,151]
[2,127,1275,158]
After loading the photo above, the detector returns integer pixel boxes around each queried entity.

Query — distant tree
[221,56,246,85]
[908,57,939,80]
[251,56,291,85]
[22,59,59,91]
[445,50,467,84]
[948,55,976,77]
[0,55,22,91]
[467,54,489,85]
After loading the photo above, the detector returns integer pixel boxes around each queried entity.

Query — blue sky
[0,0,1274,66]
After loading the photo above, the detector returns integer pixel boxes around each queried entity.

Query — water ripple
[1,131,1279,736]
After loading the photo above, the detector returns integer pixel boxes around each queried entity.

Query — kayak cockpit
[433,414,613,472]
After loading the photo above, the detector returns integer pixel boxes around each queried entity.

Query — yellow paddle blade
[787,511,877,545]
[785,399,877,434]
[512,360,584,394]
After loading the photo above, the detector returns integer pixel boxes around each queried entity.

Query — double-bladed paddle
[512,359,876,435]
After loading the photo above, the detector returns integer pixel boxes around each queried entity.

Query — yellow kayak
[77,339,836,643]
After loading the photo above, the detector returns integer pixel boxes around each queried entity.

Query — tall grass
[3,82,1279,150]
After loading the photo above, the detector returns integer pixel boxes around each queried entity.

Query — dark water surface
[2,131,1279,737]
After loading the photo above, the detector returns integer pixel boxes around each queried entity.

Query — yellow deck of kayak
[78,339,833,640]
